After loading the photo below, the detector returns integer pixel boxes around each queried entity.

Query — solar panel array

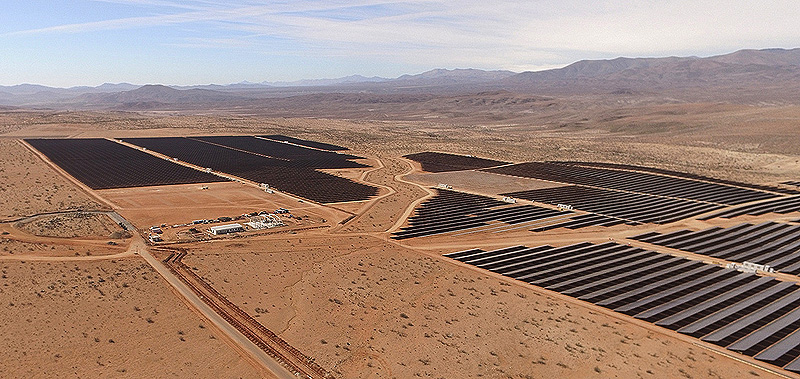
[530,213,632,232]
[446,242,800,373]
[631,222,800,275]
[782,181,800,187]
[404,152,509,173]
[194,136,367,169]
[26,138,225,190]
[260,135,348,151]
[391,189,568,240]
[552,161,800,195]
[504,185,723,224]
[700,196,800,220]
[485,162,780,205]
[122,137,378,203]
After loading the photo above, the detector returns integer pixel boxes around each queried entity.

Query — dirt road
[138,248,292,379]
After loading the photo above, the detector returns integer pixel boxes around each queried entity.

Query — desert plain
[2,89,800,379]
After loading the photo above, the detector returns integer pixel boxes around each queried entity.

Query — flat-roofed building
[210,223,244,235]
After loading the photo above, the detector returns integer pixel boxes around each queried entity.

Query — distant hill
[3,48,800,108]
[503,48,800,97]
[710,48,800,66]
[0,82,142,106]
[0,84,61,95]
[71,83,141,93]
[260,69,515,88]
[266,74,389,87]
[71,84,246,108]
[0,82,139,95]
[391,68,517,86]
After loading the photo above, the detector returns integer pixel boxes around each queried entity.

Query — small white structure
[502,197,517,204]
[210,223,244,235]
[204,168,212,173]
[557,203,574,211]
[726,261,775,273]
[436,183,453,189]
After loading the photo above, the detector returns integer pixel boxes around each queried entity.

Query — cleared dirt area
[0,208,133,258]
[0,258,263,378]
[406,169,565,195]
[340,157,429,233]
[181,234,770,378]
[100,181,347,229]
[16,212,126,239]
[0,139,105,221]
[0,237,123,257]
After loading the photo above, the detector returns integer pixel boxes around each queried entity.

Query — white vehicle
[727,261,775,273]
[557,204,574,211]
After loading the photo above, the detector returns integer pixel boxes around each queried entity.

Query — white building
[210,223,244,235]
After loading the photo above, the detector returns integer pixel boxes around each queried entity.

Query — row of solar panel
[25,138,225,189]
[391,189,566,240]
[553,161,800,195]
[530,213,632,232]
[632,221,800,275]
[261,134,349,151]
[403,151,509,173]
[196,136,366,168]
[392,189,639,240]
[446,242,800,372]
[701,196,800,220]
[504,185,723,224]
[27,136,378,203]
[486,161,780,205]
[122,137,377,203]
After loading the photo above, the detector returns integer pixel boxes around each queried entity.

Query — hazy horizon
[3,1,800,87]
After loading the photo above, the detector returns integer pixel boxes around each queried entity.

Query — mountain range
[2,48,799,109]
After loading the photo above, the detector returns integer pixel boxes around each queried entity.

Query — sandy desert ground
[2,105,800,378]
[405,169,565,196]
[180,234,768,378]
[15,212,124,239]
[0,258,264,378]
[0,139,106,221]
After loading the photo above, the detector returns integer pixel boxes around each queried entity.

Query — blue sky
[2,0,799,87]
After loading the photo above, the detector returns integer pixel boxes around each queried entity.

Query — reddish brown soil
[0,258,262,377]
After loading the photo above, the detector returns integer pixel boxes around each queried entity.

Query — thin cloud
[2,0,799,86]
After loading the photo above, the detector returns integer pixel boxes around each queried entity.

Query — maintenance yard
[97,181,342,242]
